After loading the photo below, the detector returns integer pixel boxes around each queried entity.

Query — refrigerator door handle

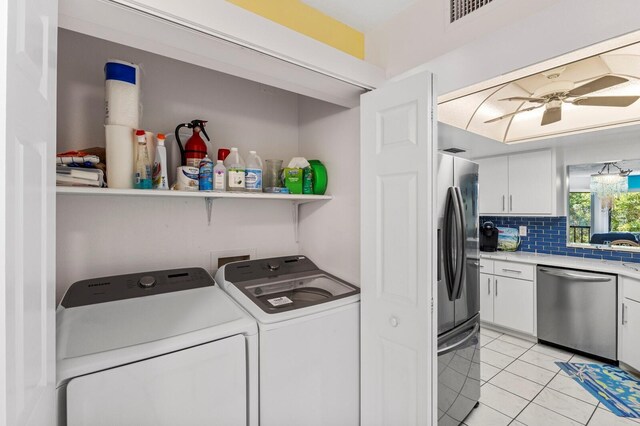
[437,322,479,356]
[443,188,457,301]
[453,187,467,300]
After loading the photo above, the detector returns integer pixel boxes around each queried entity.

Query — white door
[621,298,640,371]
[479,273,494,323]
[508,150,553,214]
[361,70,437,425]
[476,156,508,215]
[0,0,57,424]
[493,276,534,335]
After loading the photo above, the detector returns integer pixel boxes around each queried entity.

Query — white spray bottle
[153,133,169,189]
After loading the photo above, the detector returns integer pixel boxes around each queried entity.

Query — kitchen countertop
[479,251,640,281]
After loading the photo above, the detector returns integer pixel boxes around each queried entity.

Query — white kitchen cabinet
[480,259,535,335]
[479,273,494,323]
[493,276,534,335]
[508,150,553,215]
[477,150,555,215]
[621,277,640,372]
[476,156,509,214]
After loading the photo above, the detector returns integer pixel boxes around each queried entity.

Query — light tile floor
[462,327,640,426]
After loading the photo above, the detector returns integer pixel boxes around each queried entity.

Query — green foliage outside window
[568,192,592,243]
[611,192,640,232]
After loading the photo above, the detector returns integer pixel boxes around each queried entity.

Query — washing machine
[56,267,258,426]
[215,255,360,426]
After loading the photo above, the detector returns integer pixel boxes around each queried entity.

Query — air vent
[443,147,467,154]
[450,0,493,23]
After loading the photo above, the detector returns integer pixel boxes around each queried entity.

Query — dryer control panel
[61,267,213,308]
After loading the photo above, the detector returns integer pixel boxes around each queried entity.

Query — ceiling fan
[484,75,640,126]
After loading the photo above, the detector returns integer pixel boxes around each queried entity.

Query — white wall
[368,0,640,96]
[366,0,557,77]
[298,98,361,285]
[56,30,302,301]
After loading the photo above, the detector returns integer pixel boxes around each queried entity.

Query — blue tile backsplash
[480,216,640,263]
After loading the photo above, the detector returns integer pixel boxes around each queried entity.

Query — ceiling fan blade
[572,96,640,107]
[567,75,628,97]
[541,107,561,126]
[499,96,547,103]
[484,105,543,124]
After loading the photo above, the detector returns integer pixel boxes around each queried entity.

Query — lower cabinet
[493,276,534,335]
[479,273,494,323]
[621,277,640,371]
[479,259,535,336]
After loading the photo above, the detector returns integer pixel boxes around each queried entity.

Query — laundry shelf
[57,186,331,234]
[56,186,332,203]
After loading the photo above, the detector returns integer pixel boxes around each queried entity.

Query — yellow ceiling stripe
[227,0,365,59]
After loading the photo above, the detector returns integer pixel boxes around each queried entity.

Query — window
[568,192,591,243]
[610,192,640,233]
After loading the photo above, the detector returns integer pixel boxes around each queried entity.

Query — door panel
[2,0,57,424]
[494,276,534,334]
[508,150,552,214]
[454,157,479,326]
[361,70,436,426]
[477,156,508,215]
[437,154,455,334]
[479,273,494,323]
[622,299,640,371]
[67,337,247,426]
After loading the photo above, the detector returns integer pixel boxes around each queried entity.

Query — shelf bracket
[205,197,214,225]
[292,201,301,243]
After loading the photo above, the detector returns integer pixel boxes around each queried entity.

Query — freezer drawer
[438,314,480,425]
[537,266,617,361]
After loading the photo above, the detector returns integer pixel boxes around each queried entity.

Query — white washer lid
[57,285,256,384]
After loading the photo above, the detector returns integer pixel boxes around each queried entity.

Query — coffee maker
[480,221,499,252]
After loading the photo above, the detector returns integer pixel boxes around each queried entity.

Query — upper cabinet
[59,0,385,108]
[477,156,509,214]
[477,150,557,216]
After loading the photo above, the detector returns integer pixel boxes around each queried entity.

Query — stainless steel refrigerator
[437,154,480,425]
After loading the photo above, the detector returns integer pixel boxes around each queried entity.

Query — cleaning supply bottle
[174,119,210,168]
[153,133,168,189]
[134,129,152,189]
[199,155,214,191]
[245,150,263,192]
[213,160,226,192]
[224,147,245,191]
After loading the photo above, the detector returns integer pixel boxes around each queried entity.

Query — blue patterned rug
[556,362,640,418]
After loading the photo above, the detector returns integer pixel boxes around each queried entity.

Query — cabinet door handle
[502,195,505,212]
[502,268,522,274]
[487,277,491,294]
[510,195,513,211]
[495,279,498,297]
[623,303,628,325]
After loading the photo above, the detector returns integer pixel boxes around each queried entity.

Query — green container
[283,168,303,194]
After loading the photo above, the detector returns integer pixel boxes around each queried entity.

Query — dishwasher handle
[538,268,612,282]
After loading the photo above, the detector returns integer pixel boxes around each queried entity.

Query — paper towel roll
[105,125,135,189]
[105,60,140,129]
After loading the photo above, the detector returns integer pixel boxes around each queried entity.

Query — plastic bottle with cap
[245,150,263,192]
[134,129,152,189]
[153,133,169,189]
[213,160,226,192]
[224,147,245,191]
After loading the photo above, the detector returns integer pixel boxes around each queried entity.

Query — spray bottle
[134,129,152,189]
[153,133,169,190]
[174,119,210,168]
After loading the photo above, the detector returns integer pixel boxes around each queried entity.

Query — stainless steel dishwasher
[537,266,617,361]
